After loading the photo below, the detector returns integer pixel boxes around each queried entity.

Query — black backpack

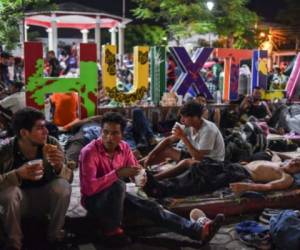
[242,122,267,154]
[224,131,252,162]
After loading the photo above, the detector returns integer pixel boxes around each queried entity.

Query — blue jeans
[84,180,202,240]
[124,108,154,149]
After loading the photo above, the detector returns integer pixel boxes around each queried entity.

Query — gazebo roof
[25,2,131,30]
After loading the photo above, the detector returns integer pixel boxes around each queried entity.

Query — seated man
[79,112,224,247]
[142,101,225,179]
[0,107,72,250]
[240,87,272,121]
[143,158,300,198]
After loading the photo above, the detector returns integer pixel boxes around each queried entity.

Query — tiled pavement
[63,170,256,249]
[72,224,256,250]
[11,170,256,249]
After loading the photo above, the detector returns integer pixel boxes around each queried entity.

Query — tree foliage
[132,0,258,48]
[0,0,54,50]
[125,24,167,52]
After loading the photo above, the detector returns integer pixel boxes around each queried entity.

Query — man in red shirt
[79,112,224,247]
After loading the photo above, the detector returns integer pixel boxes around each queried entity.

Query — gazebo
[23,2,132,60]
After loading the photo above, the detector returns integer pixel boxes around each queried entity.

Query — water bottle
[216,90,221,104]
[44,97,52,121]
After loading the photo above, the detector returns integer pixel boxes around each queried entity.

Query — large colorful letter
[251,50,268,90]
[215,48,252,101]
[170,47,213,99]
[102,45,149,104]
[286,53,300,100]
[25,42,98,118]
[150,46,166,105]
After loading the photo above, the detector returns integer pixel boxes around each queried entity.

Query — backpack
[242,122,267,154]
[224,131,252,162]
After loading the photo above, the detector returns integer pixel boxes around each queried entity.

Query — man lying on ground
[143,158,300,198]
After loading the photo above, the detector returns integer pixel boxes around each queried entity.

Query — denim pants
[84,180,203,240]
[124,108,154,149]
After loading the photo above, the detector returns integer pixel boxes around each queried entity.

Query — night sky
[54,0,285,22]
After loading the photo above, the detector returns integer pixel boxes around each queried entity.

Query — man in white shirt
[142,101,225,178]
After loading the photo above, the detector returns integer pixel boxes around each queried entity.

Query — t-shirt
[247,102,268,119]
[48,58,61,77]
[50,92,78,126]
[176,119,225,161]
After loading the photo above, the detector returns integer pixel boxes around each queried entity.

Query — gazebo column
[118,23,125,65]
[51,13,58,54]
[19,21,24,45]
[109,27,117,45]
[81,29,89,43]
[24,25,29,42]
[95,15,101,61]
[46,28,53,51]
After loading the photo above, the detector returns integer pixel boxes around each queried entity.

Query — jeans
[84,180,203,240]
[124,108,154,149]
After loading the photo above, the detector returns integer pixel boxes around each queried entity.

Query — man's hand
[116,167,140,178]
[44,146,65,173]
[141,154,155,167]
[230,182,250,194]
[172,126,185,140]
[16,163,44,181]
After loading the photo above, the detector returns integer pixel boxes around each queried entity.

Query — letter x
[170,47,213,99]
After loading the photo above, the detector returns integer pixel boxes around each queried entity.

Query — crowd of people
[0,47,300,249]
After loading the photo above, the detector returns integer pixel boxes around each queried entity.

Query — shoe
[5,247,21,250]
[200,213,225,244]
[238,232,272,250]
[103,232,132,248]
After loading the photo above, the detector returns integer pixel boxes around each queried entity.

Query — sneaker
[103,232,132,248]
[199,213,225,244]
[5,247,21,250]
[190,208,207,223]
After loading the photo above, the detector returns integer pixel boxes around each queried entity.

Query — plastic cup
[27,159,44,180]
[28,159,43,166]
[174,122,185,130]
[126,183,137,194]
[134,169,146,187]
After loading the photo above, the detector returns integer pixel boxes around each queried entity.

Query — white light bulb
[206,1,214,11]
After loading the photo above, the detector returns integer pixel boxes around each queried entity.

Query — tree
[0,0,53,51]
[132,0,258,48]
[125,24,167,52]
